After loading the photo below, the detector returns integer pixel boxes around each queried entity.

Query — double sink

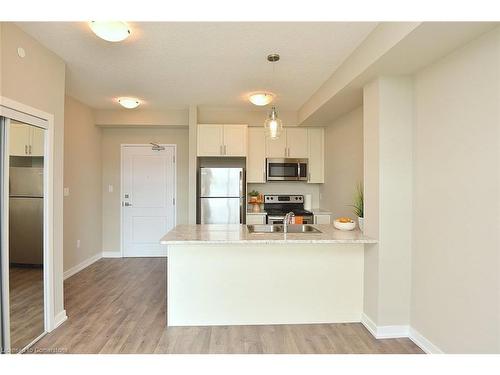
[247,224,322,234]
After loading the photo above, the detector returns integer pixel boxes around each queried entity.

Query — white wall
[319,107,363,219]
[412,27,500,353]
[101,127,189,255]
[63,96,102,272]
[363,76,413,327]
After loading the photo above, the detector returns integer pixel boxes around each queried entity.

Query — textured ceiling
[17,22,377,110]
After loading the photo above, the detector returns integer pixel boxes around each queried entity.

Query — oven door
[266,158,308,181]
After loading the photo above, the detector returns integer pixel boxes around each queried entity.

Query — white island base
[167,242,364,326]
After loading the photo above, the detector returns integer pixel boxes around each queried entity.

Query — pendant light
[264,106,283,140]
[264,54,283,139]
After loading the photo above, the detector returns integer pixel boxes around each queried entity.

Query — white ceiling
[17,22,377,110]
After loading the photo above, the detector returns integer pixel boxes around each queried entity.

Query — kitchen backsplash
[247,182,320,208]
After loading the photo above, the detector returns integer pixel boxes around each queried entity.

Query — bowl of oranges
[333,217,356,231]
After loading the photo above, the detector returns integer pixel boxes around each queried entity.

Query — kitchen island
[160,224,376,326]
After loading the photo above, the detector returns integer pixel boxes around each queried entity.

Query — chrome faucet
[283,212,295,234]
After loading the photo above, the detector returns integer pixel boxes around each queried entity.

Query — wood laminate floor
[10,265,45,353]
[32,258,423,354]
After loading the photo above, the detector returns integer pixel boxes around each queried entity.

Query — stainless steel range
[264,194,314,224]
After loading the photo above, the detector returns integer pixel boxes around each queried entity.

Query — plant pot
[357,217,364,232]
[251,203,261,213]
[249,196,258,203]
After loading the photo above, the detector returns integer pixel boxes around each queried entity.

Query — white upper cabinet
[286,128,308,158]
[197,124,247,157]
[265,130,287,158]
[247,127,266,183]
[30,126,45,157]
[197,125,224,156]
[10,123,45,156]
[307,127,324,183]
[223,125,247,156]
[265,128,308,158]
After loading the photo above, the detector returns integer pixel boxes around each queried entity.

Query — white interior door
[122,145,176,257]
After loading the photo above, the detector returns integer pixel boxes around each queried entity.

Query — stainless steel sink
[285,224,322,233]
[247,224,284,233]
[247,224,321,234]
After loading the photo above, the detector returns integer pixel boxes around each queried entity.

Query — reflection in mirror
[8,121,45,353]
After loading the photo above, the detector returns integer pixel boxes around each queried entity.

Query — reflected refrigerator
[9,167,44,265]
[199,167,245,224]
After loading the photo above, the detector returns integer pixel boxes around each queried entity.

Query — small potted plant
[249,190,260,203]
[351,183,364,232]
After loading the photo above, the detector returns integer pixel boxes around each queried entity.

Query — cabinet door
[197,125,223,156]
[266,129,287,158]
[247,127,266,183]
[286,128,308,158]
[307,128,324,183]
[223,125,247,156]
[9,122,30,156]
[314,214,331,224]
[29,126,45,156]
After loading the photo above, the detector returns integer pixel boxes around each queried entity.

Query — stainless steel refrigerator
[9,167,44,265]
[199,167,244,224]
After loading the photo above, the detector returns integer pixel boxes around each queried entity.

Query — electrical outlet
[64,187,70,196]
[108,185,113,193]
[76,239,81,249]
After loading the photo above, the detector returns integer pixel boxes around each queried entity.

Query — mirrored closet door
[1,117,46,353]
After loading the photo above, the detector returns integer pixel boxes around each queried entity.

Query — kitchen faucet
[283,212,295,234]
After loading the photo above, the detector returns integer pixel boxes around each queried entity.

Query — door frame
[0,96,56,352]
[119,144,177,258]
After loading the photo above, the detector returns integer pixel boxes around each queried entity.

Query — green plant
[249,190,260,197]
[350,183,364,218]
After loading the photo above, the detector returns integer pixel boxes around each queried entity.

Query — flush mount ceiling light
[248,92,275,106]
[89,21,131,42]
[117,97,140,109]
[264,106,283,140]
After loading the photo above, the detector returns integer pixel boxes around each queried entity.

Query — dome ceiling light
[117,97,140,109]
[248,92,275,106]
[89,21,131,42]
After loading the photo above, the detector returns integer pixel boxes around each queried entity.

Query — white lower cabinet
[314,214,331,224]
[246,214,266,225]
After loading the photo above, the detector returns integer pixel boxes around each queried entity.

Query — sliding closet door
[0,113,48,354]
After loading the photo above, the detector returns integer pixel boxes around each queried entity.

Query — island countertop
[160,224,377,245]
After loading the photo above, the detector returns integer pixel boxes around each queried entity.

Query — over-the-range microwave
[266,158,308,181]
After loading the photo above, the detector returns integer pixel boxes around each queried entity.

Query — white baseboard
[53,310,68,330]
[102,251,122,258]
[361,313,408,338]
[409,327,443,354]
[361,313,443,353]
[63,253,102,280]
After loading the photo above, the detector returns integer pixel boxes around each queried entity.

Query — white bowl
[333,219,356,231]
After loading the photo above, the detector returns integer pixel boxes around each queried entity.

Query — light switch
[64,187,70,196]
[108,185,114,193]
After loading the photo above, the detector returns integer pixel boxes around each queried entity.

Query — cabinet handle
[220,145,223,155]
[25,145,28,155]
[308,172,311,181]
[29,145,32,154]
[224,145,227,155]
